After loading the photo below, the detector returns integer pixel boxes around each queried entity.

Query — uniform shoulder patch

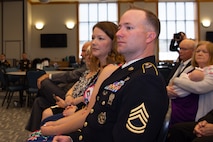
[141,62,158,75]
[126,103,149,134]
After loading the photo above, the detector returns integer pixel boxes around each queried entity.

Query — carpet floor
[0,91,31,142]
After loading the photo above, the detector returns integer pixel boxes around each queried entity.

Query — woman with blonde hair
[27,21,124,141]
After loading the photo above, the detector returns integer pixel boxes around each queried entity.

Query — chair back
[1,67,26,108]
[0,67,6,89]
[26,69,46,89]
[31,58,42,69]
[5,67,21,85]
[43,66,56,71]
[5,67,19,72]
[157,108,171,142]
[69,55,79,68]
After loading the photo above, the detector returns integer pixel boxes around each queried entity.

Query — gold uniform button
[79,135,83,141]
[90,109,94,114]
[84,122,88,127]
[102,101,106,105]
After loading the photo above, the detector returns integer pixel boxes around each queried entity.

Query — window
[78,3,118,58]
[158,2,197,61]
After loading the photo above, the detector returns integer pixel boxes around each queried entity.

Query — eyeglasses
[179,47,193,51]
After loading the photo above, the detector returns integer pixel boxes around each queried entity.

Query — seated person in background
[166,39,197,127]
[41,45,99,122]
[31,58,42,69]
[0,54,10,89]
[170,67,204,99]
[167,109,213,142]
[19,52,31,71]
[0,54,10,68]
[170,41,213,125]
[25,41,91,132]
[41,57,50,67]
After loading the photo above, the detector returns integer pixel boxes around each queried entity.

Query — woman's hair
[85,45,97,72]
[85,45,91,56]
[90,21,125,70]
[191,41,213,67]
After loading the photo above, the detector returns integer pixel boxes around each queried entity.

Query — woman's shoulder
[205,65,213,68]
[103,64,120,72]
[204,65,213,74]
[99,64,120,78]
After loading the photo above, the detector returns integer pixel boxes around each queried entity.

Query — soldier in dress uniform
[19,53,31,71]
[52,6,169,142]
[0,54,10,68]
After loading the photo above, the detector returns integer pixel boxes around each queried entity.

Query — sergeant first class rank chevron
[126,103,149,134]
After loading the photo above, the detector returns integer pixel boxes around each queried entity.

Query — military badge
[141,62,158,75]
[126,103,149,134]
[107,93,115,105]
[83,85,94,104]
[104,80,125,92]
[124,76,130,82]
[102,90,108,95]
[144,63,153,68]
[98,112,106,124]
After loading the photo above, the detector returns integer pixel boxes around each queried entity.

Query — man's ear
[146,32,157,43]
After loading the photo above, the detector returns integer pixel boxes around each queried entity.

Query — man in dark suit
[167,109,213,142]
[167,39,195,84]
[25,41,91,132]
[167,39,197,126]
